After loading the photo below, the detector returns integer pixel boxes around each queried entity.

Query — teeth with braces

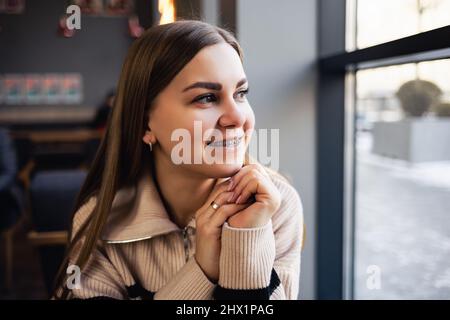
[207,136,243,147]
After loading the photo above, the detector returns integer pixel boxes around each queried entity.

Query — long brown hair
[52,20,243,299]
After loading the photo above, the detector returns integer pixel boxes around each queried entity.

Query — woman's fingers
[196,165,275,231]
[196,179,232,218]
[235,179,260,204]
[227,163,268,192]
[209,203,250,227]
[227,166,250,191]
[201,190,234,219]
[228,172,255,203]
[207,179,232,204]
[197,187,251,228]
[228,170,267,203]
[196,192,250,239]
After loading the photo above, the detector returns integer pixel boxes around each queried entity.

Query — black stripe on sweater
[213,268,281,300]
[71,296,118,300]
[126,283,155,300]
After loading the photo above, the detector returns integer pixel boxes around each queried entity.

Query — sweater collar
[101,168,222,244]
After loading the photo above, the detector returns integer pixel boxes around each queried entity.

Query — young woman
[53,20,303,300]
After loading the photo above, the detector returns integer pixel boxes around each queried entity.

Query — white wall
[236,0,317,299]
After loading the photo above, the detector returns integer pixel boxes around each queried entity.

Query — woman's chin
[203,162,244,178]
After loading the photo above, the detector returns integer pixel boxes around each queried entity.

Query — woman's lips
[206,135,244,148]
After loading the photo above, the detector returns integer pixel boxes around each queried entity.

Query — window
[357,0,450,49]
[354,59,450,299]
[352,1,450,299]
[318,0,450,299]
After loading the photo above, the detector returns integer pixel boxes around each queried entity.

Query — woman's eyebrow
[182,77,247,92]
[235,77,248,88]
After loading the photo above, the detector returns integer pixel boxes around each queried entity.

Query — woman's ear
[142,128,157,145]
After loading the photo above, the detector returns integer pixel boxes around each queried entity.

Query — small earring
[148,142,153,152]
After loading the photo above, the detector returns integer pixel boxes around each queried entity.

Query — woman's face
[144,42,255,178]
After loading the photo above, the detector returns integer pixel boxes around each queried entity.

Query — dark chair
[0,127,25,291]
[28,169,87,295]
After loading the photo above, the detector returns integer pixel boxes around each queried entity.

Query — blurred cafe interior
[1,0,450,300]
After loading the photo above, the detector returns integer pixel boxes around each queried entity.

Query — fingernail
[236,195,242,204]
[227,179,233,191]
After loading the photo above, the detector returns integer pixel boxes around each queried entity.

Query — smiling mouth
[206,136,244,148]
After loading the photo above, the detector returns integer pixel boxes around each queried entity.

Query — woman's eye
[193,88,249,106]
[193,94,217,104]
[236,88,249,99]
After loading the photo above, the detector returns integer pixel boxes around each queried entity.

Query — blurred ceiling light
[158,0,175,25]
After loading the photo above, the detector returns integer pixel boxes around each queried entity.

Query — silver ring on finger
[210,201,220,210]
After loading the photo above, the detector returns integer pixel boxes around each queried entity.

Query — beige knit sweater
[64,168,304,300]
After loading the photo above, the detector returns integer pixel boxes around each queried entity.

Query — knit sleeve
[213,175,304,300]
[152,257,216,300]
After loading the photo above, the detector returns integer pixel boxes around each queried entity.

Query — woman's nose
[218,98,246,128]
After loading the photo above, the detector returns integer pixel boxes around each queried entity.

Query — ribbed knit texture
[219,221,276,289]
[64,170,304,300]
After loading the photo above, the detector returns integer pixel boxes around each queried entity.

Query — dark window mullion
[320,25,450,72]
